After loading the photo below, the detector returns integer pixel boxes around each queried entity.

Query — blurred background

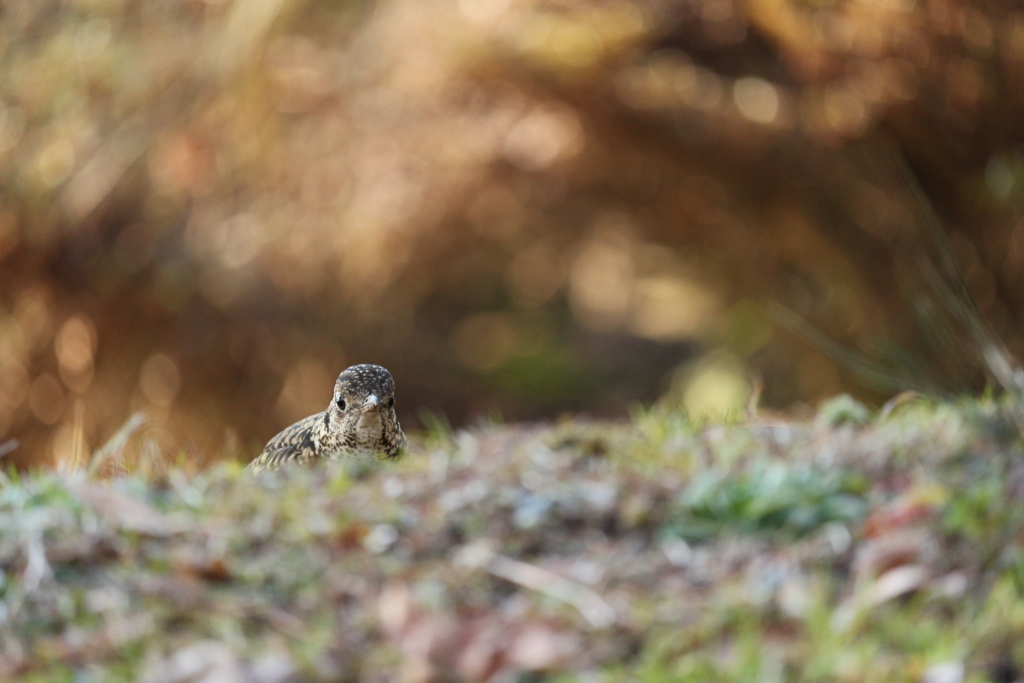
[1,0,1023,468]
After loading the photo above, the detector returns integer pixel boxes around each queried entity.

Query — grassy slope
[2,395,1024,682]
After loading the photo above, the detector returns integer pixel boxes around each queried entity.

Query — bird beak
[362,395,379,411]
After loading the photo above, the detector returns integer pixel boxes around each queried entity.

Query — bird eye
[336,394,346,410]
[386,396,395,409]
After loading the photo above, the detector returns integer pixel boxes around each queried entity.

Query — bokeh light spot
[275,357,335,423]
[139,354,181,408]
[507,243,564,308]
[556,24,603,68]
[569,227,634,332]
[458,0,512,25]
[74,18,112,61]
[680,352,749,419]
[733,77,780,124]
[985,156,1016,200]
[29,373,65,425]
[504,104,584,171]
[55,315,97,393]
[629,276,719,341]
[36,139,76,188]
[455,313,518,371]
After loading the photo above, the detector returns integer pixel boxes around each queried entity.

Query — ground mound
[3,396,1023,681]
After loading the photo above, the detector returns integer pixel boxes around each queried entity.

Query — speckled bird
[248,364,407,473]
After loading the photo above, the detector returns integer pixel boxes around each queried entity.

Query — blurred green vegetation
[667,463,869,541]
[1,0,1024,465]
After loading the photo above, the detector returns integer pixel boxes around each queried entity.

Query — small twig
[89,412,149,476]
[457,543,617,628]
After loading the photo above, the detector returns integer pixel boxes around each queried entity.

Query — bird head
[331,364,396,414]
[327,364,404,457]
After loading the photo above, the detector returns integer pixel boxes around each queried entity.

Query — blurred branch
[769,302,918,393]
[62,119,149,220]
[0,439,18,459]
[217,0,295,77]
[893,150,1024,394]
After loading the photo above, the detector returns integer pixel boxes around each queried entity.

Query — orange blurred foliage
[1,0,1022,466]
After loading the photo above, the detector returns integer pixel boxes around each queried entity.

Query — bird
[248,364,406,473]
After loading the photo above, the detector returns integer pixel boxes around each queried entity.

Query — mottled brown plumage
[248,364,406,473]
